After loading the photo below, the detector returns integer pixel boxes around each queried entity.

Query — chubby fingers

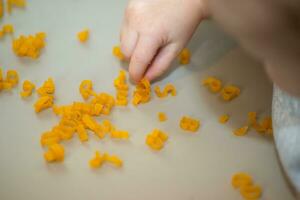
[128,35,162,82]
[120,25,138,60]
[144,43,180,81]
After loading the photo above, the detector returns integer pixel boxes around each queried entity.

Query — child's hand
[120,0,208,82]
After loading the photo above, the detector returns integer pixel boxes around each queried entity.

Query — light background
[0,1,295,199]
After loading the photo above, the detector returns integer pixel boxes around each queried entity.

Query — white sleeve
[273,85,300,198]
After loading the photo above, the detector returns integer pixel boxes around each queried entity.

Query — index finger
[129,35,162,82]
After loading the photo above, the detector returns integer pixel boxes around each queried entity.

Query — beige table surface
[0,1,295,199]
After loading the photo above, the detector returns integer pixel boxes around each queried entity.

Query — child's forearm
[206,0,300,96]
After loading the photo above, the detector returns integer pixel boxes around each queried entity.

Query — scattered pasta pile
[12,32,46,59]
[40,79,132,163]
[0,68,19,91]
[232,172,262,200]
[0,3,274,196]
[202,76,241,101]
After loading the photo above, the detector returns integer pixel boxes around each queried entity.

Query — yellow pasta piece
[240,184,262,200]
[40,131,61,147]
[221,85,241,101]
[154,86,166,98]
[89,151,123,169]
[232,173,253,189]
[79,80,93,100]
[44,143,65,162]
[34,95,54,113]
[179,48,191,65]
[12,32,46,59]
[90,92,115,115]
[219,114,229,124]
[91,103,104,116]
[81,114,99,130]
[163,84,176,96]
[146,129,168,150]
[6,69,18,87]
[89,151,105,168]
[76,124,88,142]
[110,130,129,139]
[102,119,114,133]
[37,78,55,96]
[105,154,123,167]
[233,126,249,136]
[53,124,75,141]
[154,83,177,98]
[132,78,151,105]
[112,45,125,61]
[180,116,200,132]
[260,117,272,131]
[158,112,167,122]
[71,102,91,115]
[114,70,129,106]
[232,173,263,200]
[164,84,177,96]
[20,80,35,97]
[2,24,14,34]
[0,69,18,91]
[261,117,273,135]
[77,29,89,43]
[82,114,105,138]
[202,76,222,93]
